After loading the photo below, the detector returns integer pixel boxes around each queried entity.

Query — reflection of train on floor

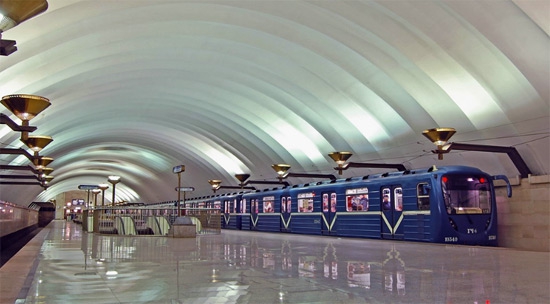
[180,166,512,246]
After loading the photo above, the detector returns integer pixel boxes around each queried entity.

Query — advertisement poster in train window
[281,197,286,213]
[298,192,314,212]
[263,196,275,213]
[346,188,369,211]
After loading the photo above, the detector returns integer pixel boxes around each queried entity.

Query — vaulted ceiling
[1,0,548,206]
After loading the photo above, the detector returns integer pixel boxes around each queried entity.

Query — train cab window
[298,192,314,212]
[345,188,369,212]
[416,183,430,210]
[233,199,238,214]
[441,175,492,214]
[241,199,246,213]
[263,196,275,213]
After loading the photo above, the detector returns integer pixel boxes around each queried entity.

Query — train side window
[281,197,287,213]
[263,196,275,213]
[345,188,369,212]
[298,192,314,212]
[417,183,430,210]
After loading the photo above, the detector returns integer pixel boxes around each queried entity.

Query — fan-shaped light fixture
[34,156,53,168]
[23,135,53,155]
[1,94,50,137]
[39,167,54,176]
[108,176,121,206]
[0,0,49,32]
[422,128,456,160]
[208,179,222,192]
[328,152,353,175]
[272,164,291,181]
[98,183,109,206]
[1,94,50,124]
[234,174,251,185]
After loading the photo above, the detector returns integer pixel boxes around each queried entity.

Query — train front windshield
[441,175,492,215]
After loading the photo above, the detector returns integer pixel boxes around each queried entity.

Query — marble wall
[496,175,550,252]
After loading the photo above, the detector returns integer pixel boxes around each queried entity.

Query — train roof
[182,165,489,201]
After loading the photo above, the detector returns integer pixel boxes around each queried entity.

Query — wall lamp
[207,172,290,193]
[208,178,256,193]
[22,135,53,156]
[422,127,532,178]
[328,152,407,175]
[34,156,53,168]
[0,0,49,56]
[0,171,52,188]
[1,94,51,139]
[272,163,337,181]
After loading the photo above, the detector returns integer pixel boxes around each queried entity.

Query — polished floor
[1,220,549,304]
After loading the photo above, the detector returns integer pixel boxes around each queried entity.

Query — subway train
[182,166,512,246]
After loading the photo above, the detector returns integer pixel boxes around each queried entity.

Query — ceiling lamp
[0,0,48,32]
[23,135,52,155]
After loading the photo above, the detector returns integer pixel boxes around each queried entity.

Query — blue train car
[243,187,288,232]
[180,166,509,246]
[286,166,510,245]
[220,192,244,230]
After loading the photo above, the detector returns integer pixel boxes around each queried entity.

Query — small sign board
[78,184,99,190]
[172,165,185,174]
[175,187,195,192]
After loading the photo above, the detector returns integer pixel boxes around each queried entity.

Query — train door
[322,192,337,235]
[381,185,404,239]
[235,198,242,230]
[280,196,291,232]
[250,198,258,230]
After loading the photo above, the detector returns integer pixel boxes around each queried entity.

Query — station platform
[1,220,549,303]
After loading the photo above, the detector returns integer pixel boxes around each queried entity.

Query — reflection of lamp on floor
[106,238,118,278]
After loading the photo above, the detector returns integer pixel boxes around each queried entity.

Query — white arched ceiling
[1,0,548,206]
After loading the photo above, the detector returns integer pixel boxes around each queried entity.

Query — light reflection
[68,221,503,304]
